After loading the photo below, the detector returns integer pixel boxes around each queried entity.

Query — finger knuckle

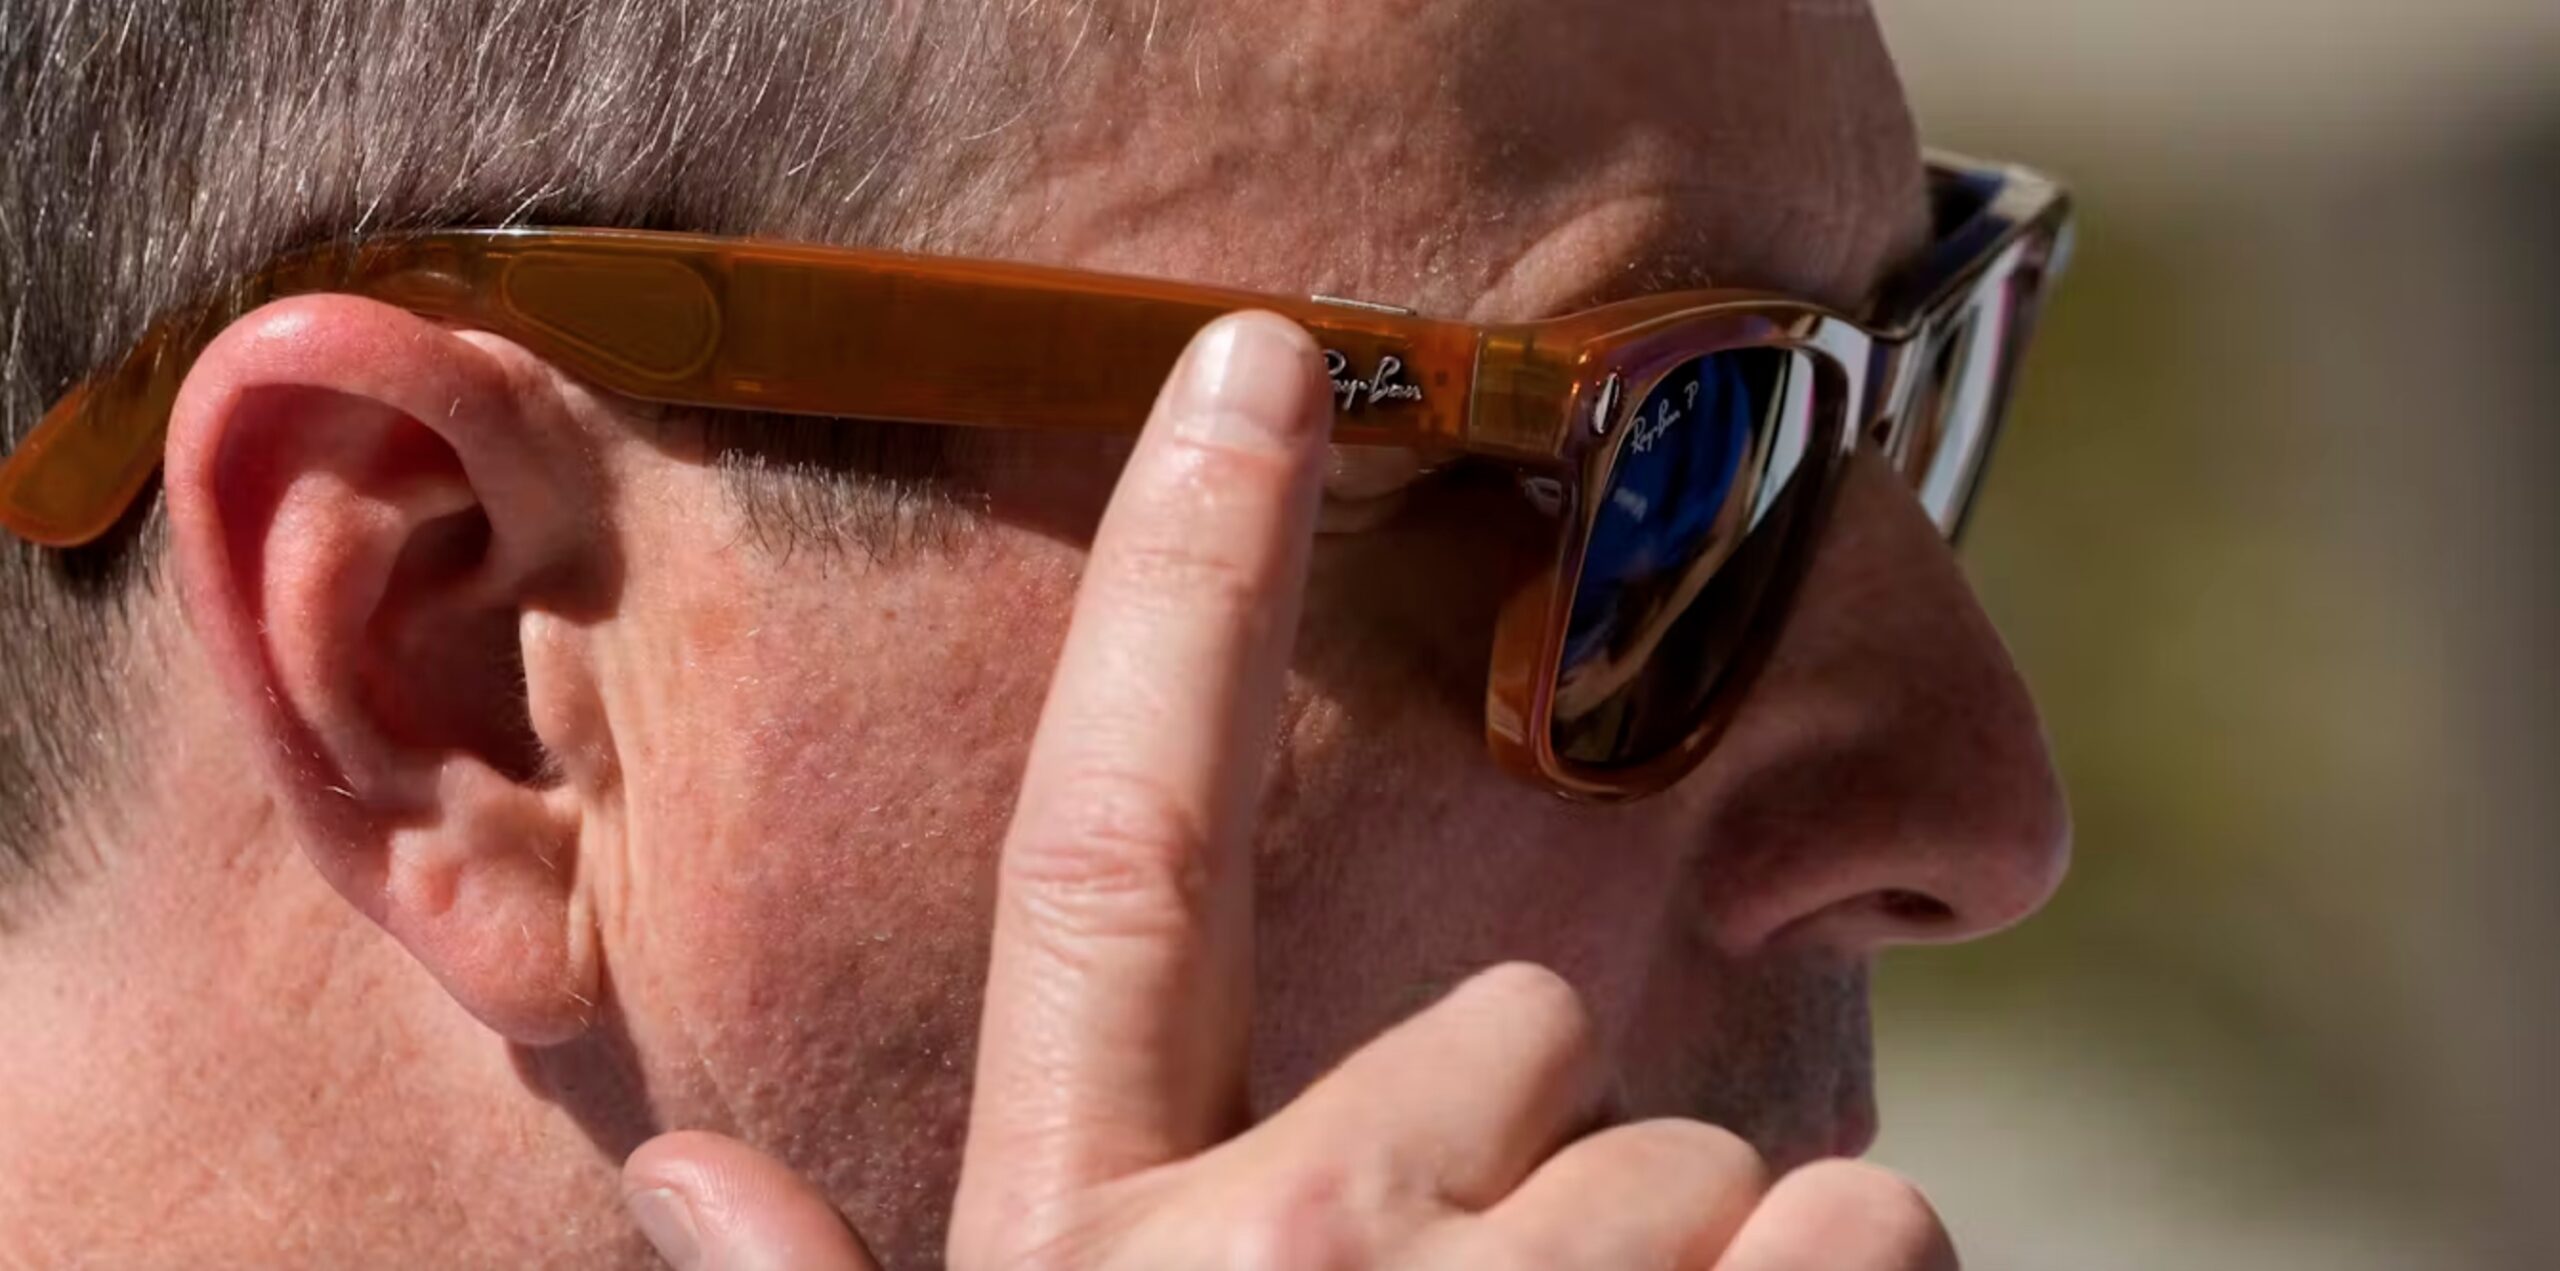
[1161,416,1315,488]
[1220,1165,1373,1271]
[1103,531,1273,619]
[1006,769,1214,940]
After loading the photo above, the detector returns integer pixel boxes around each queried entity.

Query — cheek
[1246,678,1703,1103]
[601,526,1078,1150]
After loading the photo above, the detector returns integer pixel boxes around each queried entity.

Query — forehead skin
[999,0,1927,317]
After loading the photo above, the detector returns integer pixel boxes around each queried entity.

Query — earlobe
[164,294,617,1046]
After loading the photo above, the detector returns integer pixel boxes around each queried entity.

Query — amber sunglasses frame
[0,152,2072,801]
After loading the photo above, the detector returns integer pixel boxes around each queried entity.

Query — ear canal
[376,503,555,786]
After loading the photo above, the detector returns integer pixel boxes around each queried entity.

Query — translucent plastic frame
[0,152,2072,801]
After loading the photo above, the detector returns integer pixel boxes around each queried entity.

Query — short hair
[0,0,1101,907]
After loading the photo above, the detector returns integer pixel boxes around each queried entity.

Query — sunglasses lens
[1549,346,1831,773]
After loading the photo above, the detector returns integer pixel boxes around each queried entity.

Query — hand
[618,313,1960,1270]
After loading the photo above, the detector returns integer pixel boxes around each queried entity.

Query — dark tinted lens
[1550,348,1827,772]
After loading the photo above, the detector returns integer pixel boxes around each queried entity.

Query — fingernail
[628,1187,702,1270]
[1172,314,1328,453]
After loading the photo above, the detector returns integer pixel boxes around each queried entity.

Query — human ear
[163,295,620,1046]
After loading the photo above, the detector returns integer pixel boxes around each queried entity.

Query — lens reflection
[1906,256,2023,534]
[1551,348,1823,771]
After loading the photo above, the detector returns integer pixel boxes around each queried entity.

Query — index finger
[956,314,1335,1222]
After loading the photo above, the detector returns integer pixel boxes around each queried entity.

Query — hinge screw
[1589,374,1624,438]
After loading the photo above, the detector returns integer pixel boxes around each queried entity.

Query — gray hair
[0,0,1086,907]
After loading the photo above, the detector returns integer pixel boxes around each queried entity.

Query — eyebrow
[1500,190,1916,328]
[1561,255,1729,317]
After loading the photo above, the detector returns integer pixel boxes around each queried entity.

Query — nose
[1687,450,2072,956]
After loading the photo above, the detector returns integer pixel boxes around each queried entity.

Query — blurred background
[1868,2,2560,1268]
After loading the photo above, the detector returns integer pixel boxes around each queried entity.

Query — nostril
[1878,889,1954,927]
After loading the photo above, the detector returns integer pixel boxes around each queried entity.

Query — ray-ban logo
[1324,349,1426,414]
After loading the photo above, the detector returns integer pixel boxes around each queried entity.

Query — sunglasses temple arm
[1,235,1533,547]
[446,237,1496,452]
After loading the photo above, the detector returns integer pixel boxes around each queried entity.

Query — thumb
[623,1130,884,1271]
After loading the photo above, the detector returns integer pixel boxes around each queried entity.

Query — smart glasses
[0,152,2072,800]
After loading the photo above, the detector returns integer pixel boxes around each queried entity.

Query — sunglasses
[0,152,2072,801]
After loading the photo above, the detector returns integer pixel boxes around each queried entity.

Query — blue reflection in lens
[1562,355,1754,672]
[1552,349,1808,771]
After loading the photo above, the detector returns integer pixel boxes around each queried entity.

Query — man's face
[560,1,2068,1258]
